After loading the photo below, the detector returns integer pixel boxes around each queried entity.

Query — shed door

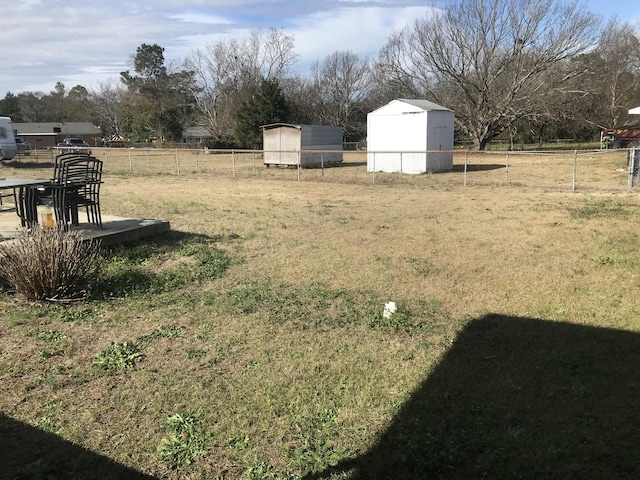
[278,127,301,165]
[264,127,301,165]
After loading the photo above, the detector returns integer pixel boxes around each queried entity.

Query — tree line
[1,0,639,150]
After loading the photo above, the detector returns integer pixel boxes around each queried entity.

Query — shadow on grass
[451,163,504,172]
[0,414,156,479]
[0,159,55,170]
[307,314,640,479]
[104,229,240,250]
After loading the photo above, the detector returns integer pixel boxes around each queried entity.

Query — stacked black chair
[57,156,103,229]
[31,153,103,230]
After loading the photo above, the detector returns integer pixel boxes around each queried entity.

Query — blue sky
[2,0,639,96]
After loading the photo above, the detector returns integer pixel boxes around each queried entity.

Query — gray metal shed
[262,124,343,167]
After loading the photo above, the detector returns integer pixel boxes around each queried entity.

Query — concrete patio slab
[0,207,170,247]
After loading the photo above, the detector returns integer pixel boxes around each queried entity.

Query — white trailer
[0,117,17,161]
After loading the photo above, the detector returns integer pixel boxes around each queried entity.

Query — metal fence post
[572,149,577,191]
[372,151,376,184]
[297,150,301,181]
[128,149,133,172]
[253,151,256,175]
[232,150,236,178]
[505,152,509,183]
[464,150,468,186]
[175,148,180,174]
[629,148,636,188]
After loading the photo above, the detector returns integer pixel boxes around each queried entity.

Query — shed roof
[368,99,453,117]
[183,126,213,137]
[261,123,343,130]
[13,122,100,135]
[396,99,452,112]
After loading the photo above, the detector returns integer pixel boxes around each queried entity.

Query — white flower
[383,301,397,319]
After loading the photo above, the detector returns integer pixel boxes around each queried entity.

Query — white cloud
[0,0,630,95]
[168,12,234,24]
[288,5,428,66]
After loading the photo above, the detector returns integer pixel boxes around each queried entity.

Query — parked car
[15,137,31,155]
[57,137,91,153]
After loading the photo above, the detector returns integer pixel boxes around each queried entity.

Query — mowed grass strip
[0,161,639,479]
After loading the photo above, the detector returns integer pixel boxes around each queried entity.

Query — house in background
[181,126,214,146]
[12,122,101,150]
[367,99,454,174]
[262,123,343,167]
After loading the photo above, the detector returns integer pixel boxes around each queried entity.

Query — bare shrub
[0,228,100,302]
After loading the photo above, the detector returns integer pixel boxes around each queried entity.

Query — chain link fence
[21,147,635,191]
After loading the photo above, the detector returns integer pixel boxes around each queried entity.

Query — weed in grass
[35,329,64,343]
[138,325,186,343]
[245,461,279,480]
[36,415,61,434]
[245,360,260,371]
[184,347,206,360]
[228,434,253,451]
[92,341,143,371]
[26,366,66,391]
[290,408,345,476]
[407,256,434,276]
[180,243,231,280]
[157,413,207,468]
[2,305,49,326]
[594,256,616,266]
[31,329,68,359]
[568,199,635,219]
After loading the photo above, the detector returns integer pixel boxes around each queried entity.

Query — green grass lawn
[1,165,639,479]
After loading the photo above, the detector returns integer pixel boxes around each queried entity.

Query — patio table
[0,178,50,226]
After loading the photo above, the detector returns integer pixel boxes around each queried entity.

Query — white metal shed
[262,124,343,167]
[367,99,454,174]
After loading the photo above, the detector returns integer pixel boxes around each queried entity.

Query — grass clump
[92,341,143,371]
[137,324,186,342]
[0,228,100,302]
[157,414,207,468]
[90,235,232,300]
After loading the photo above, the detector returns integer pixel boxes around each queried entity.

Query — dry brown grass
[1,150,639,478]
[90,170,638,326]
[2,151,638,325]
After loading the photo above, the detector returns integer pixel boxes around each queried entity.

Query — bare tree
[584,18,640,128]
[308,50,372,140]
[378,0,600,149]
[89,79,131,142]
[186,28,299,144]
